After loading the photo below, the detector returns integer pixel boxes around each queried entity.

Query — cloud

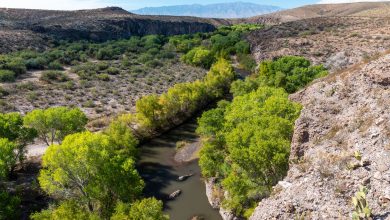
[0,0,108,10]
[318,0,390,4]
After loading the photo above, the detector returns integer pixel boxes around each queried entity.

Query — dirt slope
[250,52,390,219]
[245,2,390,24]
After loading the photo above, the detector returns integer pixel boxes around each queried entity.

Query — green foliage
[197,87,302,216]
[0,112,36,177]
[4,58,27,76]
[106,67,120,75]
[47,61,63,70]
[135,58,235,133]
[230,77,259,97]
[0,190,21,220]
[111,198,168,220]
[352,186,372,220]
[181,47,214,69]
[237,53,256,72]
[38,131,144,218]
[40,71,70,83]
[0,138,17,179]
[24,107,88,145]
[97,73,110,81]
[30,200,100,220]
[258,56,328,93]
[0,70,15,82]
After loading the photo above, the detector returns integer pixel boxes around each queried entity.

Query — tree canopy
[111,198,168,220]
[258,56,327,93]
[38,131,143,218]
[24,107,88,145]
[197,86,302,216]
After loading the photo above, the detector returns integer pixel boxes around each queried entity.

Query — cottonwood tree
[111,198,168,220]
[38,131,143,218]
[23,107,88,146]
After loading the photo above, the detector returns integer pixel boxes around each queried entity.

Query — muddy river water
[138,120,222,220]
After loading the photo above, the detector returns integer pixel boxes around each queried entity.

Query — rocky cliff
[250,53,390,219]
[0,7,228,53]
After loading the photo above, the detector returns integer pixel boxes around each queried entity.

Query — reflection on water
[138,121,222,220]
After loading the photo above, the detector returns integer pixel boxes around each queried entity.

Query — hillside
[245,1,390,23]
[247,16,390,72]
[131,2,281,18]
[250,51,390,220]
[0,7,228,53]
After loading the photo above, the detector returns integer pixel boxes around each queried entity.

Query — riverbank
[138,120,222,220]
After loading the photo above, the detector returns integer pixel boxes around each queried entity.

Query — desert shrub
[142,35,165,50]
[138,53,154,64]
[97,47,116,60]
[106,67,120,75]
[0,86,9,97]
[97,61,109,71]
[25,57,47,70]
[47,61,63,70]
[5,58,26,76]
[147,48,160,56]
[145,60,163,68]
[156,50,175,59]
[40,71,70,83]
[97,73,110,81]
[0,70,15,82]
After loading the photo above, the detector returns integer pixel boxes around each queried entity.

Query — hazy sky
[0,0,389,10]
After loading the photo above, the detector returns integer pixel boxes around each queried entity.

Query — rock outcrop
[0,7,228,53]
[250,54,390,219]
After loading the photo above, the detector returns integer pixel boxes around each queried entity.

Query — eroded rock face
[0,7,227,53]
[250,54,390,219]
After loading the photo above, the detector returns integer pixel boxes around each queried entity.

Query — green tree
[258,56,327,93]
[197,86,302,216]
[181,47,214,69]
[24,107,88,145]
[0,190,21,220]
[38,132,144,218]
[104,118,139,157]
[111,198,168,220]
[135,95,162,130]
[30,200,100,220]
[0,138,17,179]
[230,78,259,97]
[0,113,36,176]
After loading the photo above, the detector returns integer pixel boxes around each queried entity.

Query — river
[138,120,222,220]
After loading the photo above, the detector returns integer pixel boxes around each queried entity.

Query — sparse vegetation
[352,186,372,220]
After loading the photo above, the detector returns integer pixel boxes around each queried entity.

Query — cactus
[352,186,372,220]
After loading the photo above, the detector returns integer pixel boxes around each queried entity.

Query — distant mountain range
[131,2,282,18]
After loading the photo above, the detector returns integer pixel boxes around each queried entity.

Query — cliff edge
[250,54,390,219]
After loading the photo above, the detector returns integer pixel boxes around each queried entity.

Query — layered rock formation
[0,7,227,53]
[250,53,390,219]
